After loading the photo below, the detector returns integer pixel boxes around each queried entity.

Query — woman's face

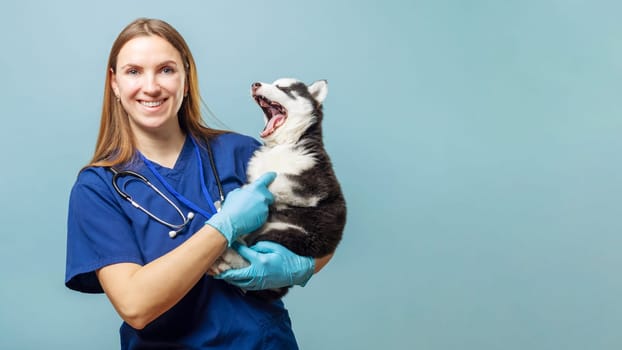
[111,35,187,136]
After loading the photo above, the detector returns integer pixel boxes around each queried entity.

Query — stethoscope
[110,137,224,238]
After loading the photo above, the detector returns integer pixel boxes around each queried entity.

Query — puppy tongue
[261,114,286,137]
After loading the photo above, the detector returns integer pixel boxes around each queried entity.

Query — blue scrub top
[65,133,299,349]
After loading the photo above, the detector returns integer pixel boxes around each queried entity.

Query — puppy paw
[208,257,230,275]
[209,248,250,275]
[222,248,250,269]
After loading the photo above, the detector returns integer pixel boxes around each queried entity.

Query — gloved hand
[205,172,276,246]
[214,241,315,290]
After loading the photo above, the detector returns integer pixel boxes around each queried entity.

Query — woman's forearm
[96,225,227,329]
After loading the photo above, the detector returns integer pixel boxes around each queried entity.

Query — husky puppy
[212,78,346,299]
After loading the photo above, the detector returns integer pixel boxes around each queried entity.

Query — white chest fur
[246,143,321,208]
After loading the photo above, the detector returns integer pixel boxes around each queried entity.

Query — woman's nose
[143,74,161,94]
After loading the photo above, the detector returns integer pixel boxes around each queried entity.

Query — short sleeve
[65,169,144,293]
[240,137,261,177]
[211,132,261,185]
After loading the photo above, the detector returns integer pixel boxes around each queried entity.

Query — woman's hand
[214,241,315,290]
[205,172,276,245]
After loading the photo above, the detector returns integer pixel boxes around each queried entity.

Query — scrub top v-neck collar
[144,136,194,180]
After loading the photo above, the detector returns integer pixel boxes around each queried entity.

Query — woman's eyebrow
[158,60,179,67]
[120,60,179,70]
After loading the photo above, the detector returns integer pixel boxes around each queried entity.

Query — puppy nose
[252,82,261,93]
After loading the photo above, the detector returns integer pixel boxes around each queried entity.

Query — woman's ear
[110,68,120,97]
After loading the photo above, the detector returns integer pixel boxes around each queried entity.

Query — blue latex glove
[205,172,276,246]
[215,241,315,290]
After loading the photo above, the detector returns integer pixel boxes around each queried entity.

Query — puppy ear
[308,80,328,104]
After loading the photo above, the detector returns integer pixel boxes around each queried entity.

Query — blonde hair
[88,18,225,168]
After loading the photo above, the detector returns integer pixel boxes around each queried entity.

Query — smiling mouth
[139,99,166,107]
[253,95,287,137]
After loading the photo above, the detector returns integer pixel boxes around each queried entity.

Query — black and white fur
[211,78,346,299]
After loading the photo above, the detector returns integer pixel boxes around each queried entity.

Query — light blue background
[1,1,621,349]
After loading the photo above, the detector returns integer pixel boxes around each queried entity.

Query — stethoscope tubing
[110,169,191,232]
[109,137,224,238]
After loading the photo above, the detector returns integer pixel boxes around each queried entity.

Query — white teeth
[140,100,163,107]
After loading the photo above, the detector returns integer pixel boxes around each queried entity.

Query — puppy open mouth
[253,95,287,138]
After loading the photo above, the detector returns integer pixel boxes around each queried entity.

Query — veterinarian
[65,18,332,349]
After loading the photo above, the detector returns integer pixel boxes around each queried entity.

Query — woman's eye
[162,67,175,74]
[127,68,139,75]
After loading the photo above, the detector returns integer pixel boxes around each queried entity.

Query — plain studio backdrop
[1,1,621,349]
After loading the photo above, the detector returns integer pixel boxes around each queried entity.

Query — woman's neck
[135,128,187,169]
